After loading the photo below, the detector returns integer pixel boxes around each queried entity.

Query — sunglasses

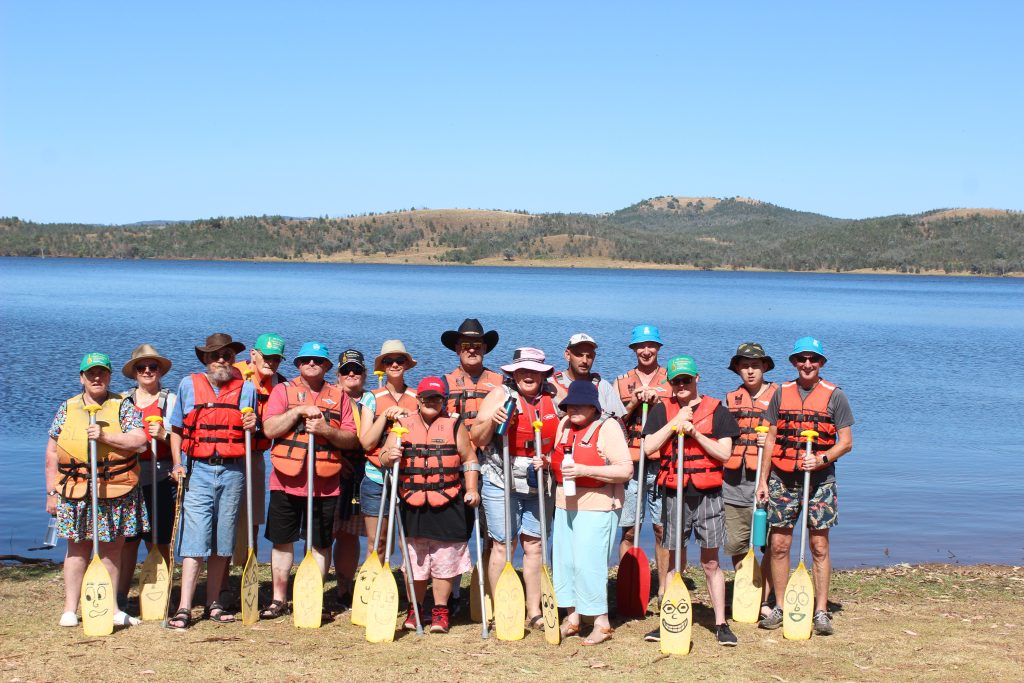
[794,355,823,365]
[381,356,406,366]
[300,357,328,366]
[459,341,484,352]
[207,351,235,361]
[256,351,283,364]
[338,365,365,376]
[135,362,160,373]
[669,376,695,386]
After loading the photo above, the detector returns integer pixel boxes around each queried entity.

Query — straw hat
[122,343,173,379]
[373,340,418,373]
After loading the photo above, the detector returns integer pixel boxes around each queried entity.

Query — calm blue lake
[1,257,1021,568]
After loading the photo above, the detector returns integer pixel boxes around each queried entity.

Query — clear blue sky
[2,1,1021,223]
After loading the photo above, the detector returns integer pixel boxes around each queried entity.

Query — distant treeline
[2,197,1022,275]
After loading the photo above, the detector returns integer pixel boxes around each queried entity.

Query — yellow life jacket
[56,393,139,499]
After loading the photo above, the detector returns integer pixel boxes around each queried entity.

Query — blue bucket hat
[557,380,602,413]
[629,324,663,347]
[294,341,332,369]
[790,336,827,363]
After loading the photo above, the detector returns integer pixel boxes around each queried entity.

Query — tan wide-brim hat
[373,339,418,373]
[121,343,173,379]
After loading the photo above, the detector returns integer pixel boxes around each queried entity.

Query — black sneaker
[643,627,661,642]
[716,623,738,646]
[813,610,834,636]
[759,606,784,630]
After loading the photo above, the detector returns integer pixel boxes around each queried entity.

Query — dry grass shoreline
[1,562,1020,682]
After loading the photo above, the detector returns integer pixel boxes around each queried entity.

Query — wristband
[461,462,481,472]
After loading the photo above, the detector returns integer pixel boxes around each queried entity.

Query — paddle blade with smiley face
[81,556,115,636]
[351,550,383,627]
[540,566,559,645]
[659,572,692,655]
[783,561,814,640]
[138,549,170,621]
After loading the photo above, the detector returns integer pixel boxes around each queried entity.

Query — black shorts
[264,490,338,548]
[124,477,176,545]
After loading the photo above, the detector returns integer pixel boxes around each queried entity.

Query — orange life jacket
[725,383,778,470]
[508,391,560,458]
[366,387,419,467]
[551,417,609,489]
[55,393,139,500]
[396,413,462,507]
[656,396,723,491]
[130,388,171,462]
[181,373,246,459]
[233,360,286,451]
[445,367,503,427]
[773,379,838,472]
[269,378,347,478]
[615,367,669,461]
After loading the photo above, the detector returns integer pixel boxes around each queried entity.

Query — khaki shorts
[724,503,753,557]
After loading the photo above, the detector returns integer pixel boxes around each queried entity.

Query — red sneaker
[429,606,449,633]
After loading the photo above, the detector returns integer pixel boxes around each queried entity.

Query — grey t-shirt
[553,372,627,419]
[764,380,853,483]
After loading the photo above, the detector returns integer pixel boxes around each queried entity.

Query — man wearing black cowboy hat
[440,318,503,429]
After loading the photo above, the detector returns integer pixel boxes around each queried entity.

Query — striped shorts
[660,489,725,550]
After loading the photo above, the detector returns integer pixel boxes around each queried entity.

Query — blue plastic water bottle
[752,507,768,547]
[495,396,517,436]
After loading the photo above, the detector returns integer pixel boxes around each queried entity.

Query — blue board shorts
[177,459,245,558]
[619,460,663,529]
[481,478,541,543]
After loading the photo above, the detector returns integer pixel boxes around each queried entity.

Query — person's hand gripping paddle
[81,404,115,636]
[293,410,324,629]
[138,415,170,621]
[660,426,692,655]
[532,418,559,645]
[784,429,818,641]
[617,402,651,619]
[365,425,407,643]
[732,424,770,624]
[239,398,260,625]
[494,398,525,641]
[351,465,390,627]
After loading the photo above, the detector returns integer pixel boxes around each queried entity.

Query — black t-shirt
[643,397,740,495]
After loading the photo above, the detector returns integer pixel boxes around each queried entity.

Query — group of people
[45,317,853,647]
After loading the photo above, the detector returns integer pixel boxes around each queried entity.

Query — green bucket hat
[79,352,112,373]
[666,355,700,380]
[255,333,286,358]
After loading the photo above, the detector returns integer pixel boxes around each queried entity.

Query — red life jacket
[396,413,462,507]
[366,387,419,467]
[131,388,171,462]
[773,379,838,472]
[551,417,608,489]
[656,396,723,491]
[615,367,669,461]
[445,367,503,427]
[725,383,778,470]
[181,373,246,459]
[269,378,347,478]
[508,391,560,458]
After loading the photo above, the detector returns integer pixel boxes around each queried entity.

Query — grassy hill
[2,196,1021,275]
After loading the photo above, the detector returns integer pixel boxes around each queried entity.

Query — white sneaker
[59,611,79,627]
[114,611,141,626]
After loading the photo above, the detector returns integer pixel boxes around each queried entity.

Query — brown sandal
[559,619,581,639]
[582,625,614,646]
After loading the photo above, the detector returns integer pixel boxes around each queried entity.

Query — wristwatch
[821,454,830,465]
[47,489,58,497]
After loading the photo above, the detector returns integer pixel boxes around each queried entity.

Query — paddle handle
[383,427,408,565]
[85,404,102,557]
[633,402,650,540]
[501,432,513,558]
[798,430,819,565]
[393,504,422,635]
[532,420,550,570]
[145,415,162,546]
[241,407,255,550]
[473,506,489,640]
[749,425,770,550]
[306,421,315,552]
[674,426,684,575]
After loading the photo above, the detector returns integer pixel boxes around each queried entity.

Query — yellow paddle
[138,415,170,621]
[660,426,691,655]
[365,425,406,643]
[239,404,260,625]
[293,414,324,629]
[351,467,389,626]
[732,424,770,624]
[533,419,559,645]
[81,403,115,636]
[783,429,818,641]
[494,431,526,641]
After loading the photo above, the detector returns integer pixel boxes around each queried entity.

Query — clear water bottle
[561,444,576,497]
[29,515,58,551]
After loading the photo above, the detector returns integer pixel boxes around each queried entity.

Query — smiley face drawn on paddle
[541,588,557,630]
[786,586,810,622]
[241,563,258,614]
[142,562,169,604]
[293,570,322,624]
[83,581,111,618]
[660,596,690,633]
[355,566,376,605]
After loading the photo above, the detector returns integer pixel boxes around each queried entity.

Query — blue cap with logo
[629,324,663,347]
[790,336,827,363]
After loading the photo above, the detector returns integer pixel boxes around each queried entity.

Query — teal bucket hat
[666,355,699,380]
[294,341,332,369]
[790,336,827,363]
[629,324,663,347]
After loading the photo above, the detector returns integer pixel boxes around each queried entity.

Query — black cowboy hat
[194,332,246,363]
[440,318,499,353]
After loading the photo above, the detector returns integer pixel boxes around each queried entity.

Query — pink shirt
[264,381,356,497]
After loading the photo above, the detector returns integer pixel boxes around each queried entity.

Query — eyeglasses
[207,351,235,361]
[459,341,484,352]
[135,362,160,373]
[669,376,694,386]
[381,356,406,366]
[794,355,823,365]
[300,357,327,366]
[256,351,283,364]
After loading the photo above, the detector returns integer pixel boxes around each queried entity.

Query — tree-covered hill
[2,197,1020,275]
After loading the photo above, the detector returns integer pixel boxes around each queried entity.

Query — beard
[208,366,234,384]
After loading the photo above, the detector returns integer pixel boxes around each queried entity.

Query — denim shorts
[619,460,663,529]
[177,459,245,558]
[481,478,542,543]
[359,472,391,518]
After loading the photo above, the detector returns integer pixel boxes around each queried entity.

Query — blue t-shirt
[169,374,257,428]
